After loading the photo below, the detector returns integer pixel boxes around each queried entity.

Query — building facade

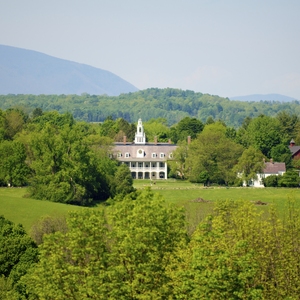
[113,119,177,179]
[245,160,286,187]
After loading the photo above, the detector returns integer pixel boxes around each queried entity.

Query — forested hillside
[1,88,300,127]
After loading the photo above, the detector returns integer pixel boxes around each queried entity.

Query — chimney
[154,136,157,145]
[290,139,295,147]
[270,158,273,164]
[168,139,171,144]
[123,136,127,145]
[187,136,191,144]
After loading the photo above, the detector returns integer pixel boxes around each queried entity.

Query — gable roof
[263,162,286,174]
[289,145,300,157]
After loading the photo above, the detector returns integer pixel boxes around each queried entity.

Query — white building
[113,119,177,179]
[245,160,286,187]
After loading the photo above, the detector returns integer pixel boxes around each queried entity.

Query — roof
[263,162,286,174]
[289,145,300,157]
[114,142,177,161]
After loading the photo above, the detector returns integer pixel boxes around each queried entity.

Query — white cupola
[134,118,146,144]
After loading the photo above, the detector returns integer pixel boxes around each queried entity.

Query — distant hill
[0,44,138,96]
[1,88,300,128]
[230,94,298,102]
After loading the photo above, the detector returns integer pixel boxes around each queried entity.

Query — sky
[1,0,300,99]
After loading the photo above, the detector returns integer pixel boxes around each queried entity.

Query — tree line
[1,107,300,195]
[168,113,300,187]
[1,88,300,127]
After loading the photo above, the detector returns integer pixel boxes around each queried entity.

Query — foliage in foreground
[0,216,38,299]
[10,191,299,299]
[171,199,300,299]
[23,189,187,299]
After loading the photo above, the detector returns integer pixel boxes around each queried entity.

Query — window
[137,149,144,157]
[117,152,122,157]
[169,153,173,158]
[160,153,165,158]
[152,153,157,158]
[125,152,130,158]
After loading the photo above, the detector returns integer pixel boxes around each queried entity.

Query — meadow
[1,180,300,233]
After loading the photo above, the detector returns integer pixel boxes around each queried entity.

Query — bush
[278,171,300,187]
[263,175,280,187]
[30,215,68,245]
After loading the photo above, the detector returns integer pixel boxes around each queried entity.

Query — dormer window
[152,153,157,158]
[125,152,130,158]
[160,153,165,158]
[169,153,173,158]
[117,152,122,158]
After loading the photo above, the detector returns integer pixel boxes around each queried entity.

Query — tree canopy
[1,88,300,127]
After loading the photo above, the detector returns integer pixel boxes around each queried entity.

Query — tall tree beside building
[186,122,243,185]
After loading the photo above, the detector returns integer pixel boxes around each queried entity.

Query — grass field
[134,179,300,233]
[134,179,300,204]
[1,180,300,233]
[0,187,84,232]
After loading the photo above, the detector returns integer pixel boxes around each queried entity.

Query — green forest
[1,91,300,298]
[1,88,300,127]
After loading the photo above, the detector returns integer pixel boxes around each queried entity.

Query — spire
[290,139,295,147]
[134,118,146,144]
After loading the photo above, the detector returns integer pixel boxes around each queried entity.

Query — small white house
[245,160,286,187]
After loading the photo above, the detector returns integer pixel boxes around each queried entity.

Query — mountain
[0,45,138,96]
[229,94,298,102]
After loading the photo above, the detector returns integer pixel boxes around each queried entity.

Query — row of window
[118,152,173,158]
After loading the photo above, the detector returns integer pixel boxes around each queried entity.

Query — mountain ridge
[0,44,138,96]
[230,94,298,102]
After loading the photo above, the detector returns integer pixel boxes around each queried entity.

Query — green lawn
[0,187,84,232]
[134,179,300,204]
[1,181,300,233]
[134,179,300,233]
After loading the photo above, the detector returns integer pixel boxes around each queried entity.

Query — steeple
[290,139,296,147]
[134,118,146,144]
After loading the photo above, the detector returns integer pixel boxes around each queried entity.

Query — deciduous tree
[234,146,265,186]
[186,123,243,185]
[246,115,282,157]
[0,140,30,186]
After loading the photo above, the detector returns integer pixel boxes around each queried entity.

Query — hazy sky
[1,0,300,99]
